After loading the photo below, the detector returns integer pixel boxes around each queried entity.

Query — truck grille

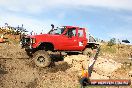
[21,37,31,48]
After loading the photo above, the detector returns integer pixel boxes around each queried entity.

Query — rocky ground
[0,42,132,88]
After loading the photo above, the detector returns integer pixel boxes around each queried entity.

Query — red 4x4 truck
[21,25,98,67]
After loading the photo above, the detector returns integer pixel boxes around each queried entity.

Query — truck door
[76,28,87,50]
[59,27,78,50]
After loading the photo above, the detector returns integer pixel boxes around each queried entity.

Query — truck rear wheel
[83,48,93,57]
[33,50,51,67]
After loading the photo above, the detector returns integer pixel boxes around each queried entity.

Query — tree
[107,38,116,47]
[5,23,8,27]
[95,38,99,42]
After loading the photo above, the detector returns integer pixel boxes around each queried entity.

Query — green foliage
[107,38,116,47]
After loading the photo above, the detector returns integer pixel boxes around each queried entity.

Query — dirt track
[0,43,80,88]
[0,43,131,88]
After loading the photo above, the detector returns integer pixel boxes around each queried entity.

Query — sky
[0,0,132,44]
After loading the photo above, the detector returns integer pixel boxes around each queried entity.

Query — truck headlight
[31,38,36,44]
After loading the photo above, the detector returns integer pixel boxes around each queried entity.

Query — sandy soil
[0,43,131,88]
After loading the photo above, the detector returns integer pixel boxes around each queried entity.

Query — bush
[107,38,116,47]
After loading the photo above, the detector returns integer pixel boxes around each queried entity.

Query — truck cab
[48,26,88,51]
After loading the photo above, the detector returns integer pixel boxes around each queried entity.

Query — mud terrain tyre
[83,48,93,57]
[25,50,33,57]
[33,50,51,67]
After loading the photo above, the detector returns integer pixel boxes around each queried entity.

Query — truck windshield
[48,27,65,35]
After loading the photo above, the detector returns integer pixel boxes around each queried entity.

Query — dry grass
[99,43,132,63]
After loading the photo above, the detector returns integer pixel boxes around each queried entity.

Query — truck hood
[25,34,61,43]
[26,34,59,38]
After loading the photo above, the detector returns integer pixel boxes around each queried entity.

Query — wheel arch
[37,42,54,51]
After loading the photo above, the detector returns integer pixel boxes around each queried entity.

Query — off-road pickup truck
[21,25,98,67]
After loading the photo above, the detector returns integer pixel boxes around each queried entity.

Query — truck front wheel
[25,49,33,57]
[33,50,51,67]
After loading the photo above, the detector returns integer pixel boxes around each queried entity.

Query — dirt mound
[0,58,79,88]
[64,55,123,80]
[0,43,29,59]
[0,58,40,88]
[64,55,89,69]
[37,66,79,88]
[0,43,131,88]
[0,43,80,88]
[93,57,122,77]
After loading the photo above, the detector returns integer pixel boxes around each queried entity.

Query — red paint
[29,26,88,51]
